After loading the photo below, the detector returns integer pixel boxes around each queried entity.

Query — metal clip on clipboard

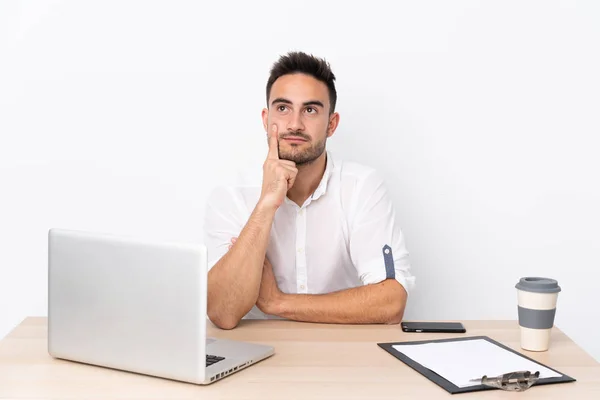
[470,370,540,392]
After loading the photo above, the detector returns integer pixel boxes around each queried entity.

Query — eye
[305,107,317,114]
[277,105,288,112]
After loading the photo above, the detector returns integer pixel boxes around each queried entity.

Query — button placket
[295,206,308,294]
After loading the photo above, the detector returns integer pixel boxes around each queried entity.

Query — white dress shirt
[203,151,416,319]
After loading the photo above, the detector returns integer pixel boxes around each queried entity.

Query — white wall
[1,0,599,361]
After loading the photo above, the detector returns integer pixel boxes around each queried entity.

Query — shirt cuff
[358,261,415,296]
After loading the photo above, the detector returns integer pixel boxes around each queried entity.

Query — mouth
[282,137,308,144]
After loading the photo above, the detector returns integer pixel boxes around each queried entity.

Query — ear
[326,112,340,138]
[261,108,269,132]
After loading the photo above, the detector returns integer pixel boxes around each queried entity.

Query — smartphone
[401,321,466,333]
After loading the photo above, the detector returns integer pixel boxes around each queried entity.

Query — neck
[287,151,327,207]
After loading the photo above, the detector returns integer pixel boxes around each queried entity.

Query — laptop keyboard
[206,354,225,367]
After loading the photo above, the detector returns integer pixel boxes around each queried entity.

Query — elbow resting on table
[386,305,405,325]
[208,310,240,330]
[383,280,408,325]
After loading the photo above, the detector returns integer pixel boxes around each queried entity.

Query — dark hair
[266,51,337,114]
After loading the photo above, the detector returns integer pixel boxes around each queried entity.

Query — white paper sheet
[393,339,561,388]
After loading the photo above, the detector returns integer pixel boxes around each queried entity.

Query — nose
[286,110,305,132]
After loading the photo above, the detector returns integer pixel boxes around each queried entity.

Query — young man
[204,52,415,329]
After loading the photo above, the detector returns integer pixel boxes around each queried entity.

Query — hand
[259,124,298,210]
[256,257,284,316]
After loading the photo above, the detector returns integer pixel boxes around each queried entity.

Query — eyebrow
[271,98,325,109]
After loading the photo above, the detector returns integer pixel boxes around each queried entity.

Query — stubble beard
[278,132,327,166]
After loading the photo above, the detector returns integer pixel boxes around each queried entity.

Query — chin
[278,139,326,165]
[280,151,323,166]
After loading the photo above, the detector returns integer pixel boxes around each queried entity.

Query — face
[262,73,340,165]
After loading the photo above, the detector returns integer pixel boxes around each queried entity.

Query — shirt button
[297,248,304,253]
[300,285,305,290]
[298,208,304,215]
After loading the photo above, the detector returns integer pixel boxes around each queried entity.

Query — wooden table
[0,318,599,399]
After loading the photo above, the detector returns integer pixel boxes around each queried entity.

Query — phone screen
[401,322,466,333]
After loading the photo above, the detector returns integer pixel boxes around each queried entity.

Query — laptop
[47,228,274,384]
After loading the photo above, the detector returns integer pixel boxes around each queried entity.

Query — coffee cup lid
[515,277,561,293]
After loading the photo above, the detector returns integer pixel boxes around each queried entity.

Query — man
[204,52,415,329]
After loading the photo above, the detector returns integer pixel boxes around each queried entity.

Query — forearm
[207,203,275,329]
[273,279,407,324]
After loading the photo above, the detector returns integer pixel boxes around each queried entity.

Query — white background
[1,1,599,361]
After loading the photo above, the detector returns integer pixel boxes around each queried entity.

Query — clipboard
[378,335,576,394]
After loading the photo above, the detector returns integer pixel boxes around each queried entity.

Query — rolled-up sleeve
[348,171,416,294]
[203,186,247,271]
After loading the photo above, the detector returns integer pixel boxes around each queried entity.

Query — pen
[470,370,540,391]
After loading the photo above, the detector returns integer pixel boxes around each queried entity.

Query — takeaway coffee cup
[515,277,561,351]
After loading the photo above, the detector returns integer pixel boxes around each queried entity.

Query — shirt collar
[310,150,334,202]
